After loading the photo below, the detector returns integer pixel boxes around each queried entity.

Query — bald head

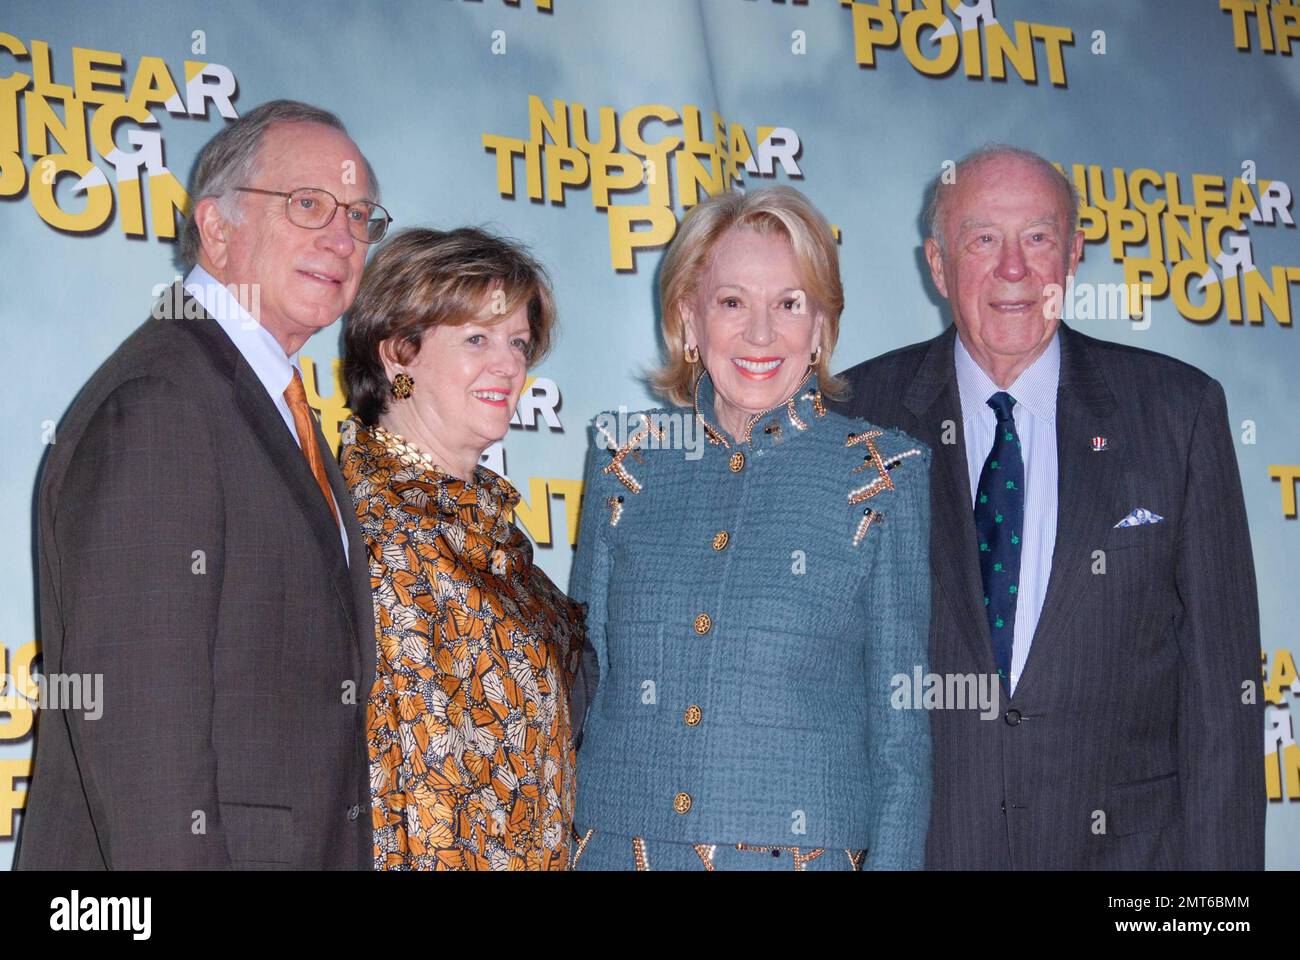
[921,145,1085,389]
[926,145,1078,254]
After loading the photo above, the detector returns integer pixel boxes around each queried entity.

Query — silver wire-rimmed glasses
[235,186,393,243]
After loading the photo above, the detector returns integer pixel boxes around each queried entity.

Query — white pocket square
[1114,507,1164,528]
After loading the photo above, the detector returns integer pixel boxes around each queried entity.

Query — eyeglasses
[235,186,393,243]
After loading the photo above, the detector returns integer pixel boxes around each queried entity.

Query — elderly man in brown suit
[17,100,390,869]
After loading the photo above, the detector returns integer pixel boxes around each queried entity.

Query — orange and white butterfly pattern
[342,421,586,871]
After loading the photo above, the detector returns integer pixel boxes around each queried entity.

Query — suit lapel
[171,283,363,655]
[232,360,360,629]
[903,327,999,674]
[1015,324,1124,696]
[322,424,378,687]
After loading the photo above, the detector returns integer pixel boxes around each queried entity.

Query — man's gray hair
[924,144,1079,251]
[179,99,381,267]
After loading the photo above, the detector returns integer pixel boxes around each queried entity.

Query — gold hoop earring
[684,343,700,364]
[390,372,414,399]
[810,346,822,366]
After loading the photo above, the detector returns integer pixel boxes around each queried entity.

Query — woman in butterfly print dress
[340,227,585,870]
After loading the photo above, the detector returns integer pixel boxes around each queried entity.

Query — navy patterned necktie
[973,392,1023,689]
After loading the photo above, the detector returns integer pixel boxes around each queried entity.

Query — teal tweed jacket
[569,373,933,868]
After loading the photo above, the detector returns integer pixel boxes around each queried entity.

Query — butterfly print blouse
[341,421,585,870]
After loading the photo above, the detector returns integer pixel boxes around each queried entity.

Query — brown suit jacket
[16,283,375,869]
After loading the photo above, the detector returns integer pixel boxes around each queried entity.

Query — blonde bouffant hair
[650,185,846,407]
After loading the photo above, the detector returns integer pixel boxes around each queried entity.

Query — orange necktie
[284,368,339,525]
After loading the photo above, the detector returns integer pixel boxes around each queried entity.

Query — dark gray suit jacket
[16,284,375,870]
[831,322,1264,870]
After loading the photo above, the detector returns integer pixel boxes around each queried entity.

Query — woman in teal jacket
[569,186,933,871]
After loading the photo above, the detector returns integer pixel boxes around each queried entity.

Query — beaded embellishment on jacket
[846,430,924,546]
[853,507,884,547]
[785,400,807,432]
[846,431,925,505]
[692,370,826,449]
[599,413,666,494]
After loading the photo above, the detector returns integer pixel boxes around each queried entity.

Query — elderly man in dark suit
[17,100,391,869]
[832,145,1264,870]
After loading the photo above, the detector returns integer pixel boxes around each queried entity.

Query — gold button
[712,530,729,551]
[674,792,693,814]
[694,613,712,635]
[684,705,702,726]
[729,451,745,473]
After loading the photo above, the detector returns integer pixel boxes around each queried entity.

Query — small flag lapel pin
[1091,436,1108,452]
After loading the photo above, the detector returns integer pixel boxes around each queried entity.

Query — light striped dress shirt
[954,332,1060,694]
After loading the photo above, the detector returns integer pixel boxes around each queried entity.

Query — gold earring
[390,372,414,399]
[810,346,822,366]
[684,343,700,364]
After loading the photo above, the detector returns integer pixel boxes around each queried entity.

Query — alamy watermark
[50,890,150,940]
[890,667,999,720]
[1045,279,1154,329]
[152,276,261,328]
[594,407,705,461]
[4,670,103,720]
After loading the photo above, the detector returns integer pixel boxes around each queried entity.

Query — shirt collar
[184,264,298,400]
[954,328,1060,425]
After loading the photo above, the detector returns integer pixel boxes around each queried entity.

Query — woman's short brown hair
[650,185,846,407]
[344,226,557,425]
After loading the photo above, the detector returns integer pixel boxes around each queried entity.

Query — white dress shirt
[954,331,1059,694]
[183,265,350,564]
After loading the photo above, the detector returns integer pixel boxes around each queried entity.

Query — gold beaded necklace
[371,424,442,474]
